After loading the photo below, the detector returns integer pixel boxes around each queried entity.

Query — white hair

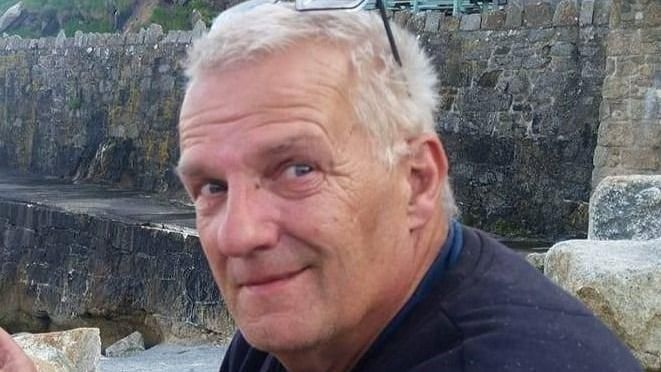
[184,3,457,217]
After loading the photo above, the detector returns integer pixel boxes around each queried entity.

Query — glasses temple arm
[376,0,402,66]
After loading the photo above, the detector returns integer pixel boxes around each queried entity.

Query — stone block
[13,328,101,372]
[505,4,523,28]
[589,175,661,240]
[407,12,427,33]
[105,331,145,357]
[481,11,506,30]
[597,120,635,147]
[460,13,481,31]
[523,2,553,28]
[619,148,660,171]
[550,41,577,57]
[593,0,613,25]
[424,11,442,32]
[525,252,546,271]
[580,0,595,26]
[440,15,460,31]
[191,19,207,40]
[545,240,661,371]
[553,0,579,26]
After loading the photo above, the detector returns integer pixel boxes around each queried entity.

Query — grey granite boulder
[525,252,546,272]
[589,175,661,240]
[545,240,660,371]
[13,328,101,372]
[105,331,145,358]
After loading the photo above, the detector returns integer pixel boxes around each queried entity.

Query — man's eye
[200,181,227,196]
[283,164,314,179]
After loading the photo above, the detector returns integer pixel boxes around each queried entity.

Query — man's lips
[237,267,308,288]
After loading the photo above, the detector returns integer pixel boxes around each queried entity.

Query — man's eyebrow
[257,134,323,158]
[176,133,326,178]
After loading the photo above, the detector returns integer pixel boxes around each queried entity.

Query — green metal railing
[367,0,505,16]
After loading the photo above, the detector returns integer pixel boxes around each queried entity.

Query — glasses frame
[294,0,403,66]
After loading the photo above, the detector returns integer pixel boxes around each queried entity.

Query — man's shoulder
[358,225,641,372]
[445,225,591,316]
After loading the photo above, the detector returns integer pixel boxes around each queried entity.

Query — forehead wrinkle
[178,124,331,178]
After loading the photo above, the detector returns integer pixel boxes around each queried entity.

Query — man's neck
[275,217,450,372]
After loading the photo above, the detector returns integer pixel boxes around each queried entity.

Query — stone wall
[0,1,657,240]
[0,25,198,196]
[592,0,660,187]
[398,0,612,239]
[0,198,232,346]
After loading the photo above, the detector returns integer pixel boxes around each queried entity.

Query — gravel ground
[100,344,227,372]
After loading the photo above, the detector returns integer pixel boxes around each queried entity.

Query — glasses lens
[295,0,367,10]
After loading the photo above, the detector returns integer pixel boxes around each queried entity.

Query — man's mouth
[238,267,309,291]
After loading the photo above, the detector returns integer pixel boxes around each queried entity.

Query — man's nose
[215,182,279,257]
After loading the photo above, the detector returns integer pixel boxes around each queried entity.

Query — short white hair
[184,3,457,217]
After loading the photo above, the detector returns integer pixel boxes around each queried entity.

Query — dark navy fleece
[219,225,641,372]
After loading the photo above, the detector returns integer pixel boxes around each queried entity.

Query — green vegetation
[0,0,223,37]
[149,0,217,32]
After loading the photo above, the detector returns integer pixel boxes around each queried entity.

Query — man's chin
[240,319,327,354]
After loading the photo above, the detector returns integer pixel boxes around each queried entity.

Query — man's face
[177,43,418,353]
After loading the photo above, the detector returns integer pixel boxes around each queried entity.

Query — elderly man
[0,1,640,372]
[174,1,641,371]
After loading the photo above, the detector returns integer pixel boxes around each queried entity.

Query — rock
[144,23,164,44]
[424,11,442,32]
[192,19,207,40]
[525,252,546,271]
[13,328,101,372]
[589,175,661,240]
[545,240,661,371]
[592,0,612,25]
[481,11,506,30]
[0,2,23,32]
[55,29,66,48]
[553,0,578,26]
[505,4,523,28]
[579,0,595,26]
[459,13,481,31]
[523,2,553,27]
[105,331,145,357]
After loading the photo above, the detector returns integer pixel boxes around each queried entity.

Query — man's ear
[406,134,449,231]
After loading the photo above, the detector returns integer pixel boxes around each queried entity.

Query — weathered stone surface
[580,0,595,26]
[191,19,207,40]
[553,0,578,26]
[424,11,442,32]
[505,4,523,28]
[460,13,481,31]
[589,175,661,240]
[523,2,553,28]
[13,328,101,372]
[0,171,234,346]
[545,240,661,371]
[525,252,546,271]
[481,11,506,30]
[592,2,660,186]
[593,0,613,25]
[105,331,145,357]
[0,2,23,32]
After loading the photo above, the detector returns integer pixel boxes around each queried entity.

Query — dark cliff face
[0,3,613,242]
